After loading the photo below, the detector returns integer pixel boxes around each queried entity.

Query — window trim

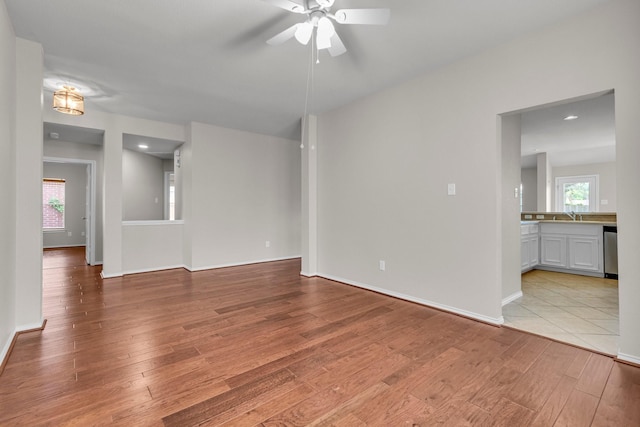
[555,174,599,213]
[42,178,66,230]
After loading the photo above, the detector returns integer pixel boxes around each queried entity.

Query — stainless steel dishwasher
[603,225,618,279]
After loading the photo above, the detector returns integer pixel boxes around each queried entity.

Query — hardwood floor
[1,248,639,426]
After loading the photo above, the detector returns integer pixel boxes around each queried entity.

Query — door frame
[43,156,97,265]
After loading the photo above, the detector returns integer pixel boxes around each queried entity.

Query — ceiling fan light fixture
[53,85,84,115]
[316,0,335,8]
[295,22,313,45]
[316,16,335,49]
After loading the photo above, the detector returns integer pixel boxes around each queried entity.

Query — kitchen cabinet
[538,223,603,276]
[540,234,567,268]
[568,236,600,272]
[521,222,539,272]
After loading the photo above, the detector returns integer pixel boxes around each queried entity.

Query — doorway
[500,91,619,355]
[43,157,97,265]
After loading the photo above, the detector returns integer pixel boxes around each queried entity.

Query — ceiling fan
[263,0,390,57]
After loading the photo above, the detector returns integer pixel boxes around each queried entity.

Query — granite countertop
[521,220,616,225]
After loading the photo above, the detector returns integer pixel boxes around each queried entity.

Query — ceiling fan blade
[266,24,299,45]
[333,8,391,25]
[327,32,347,57]
[262,0,306,13]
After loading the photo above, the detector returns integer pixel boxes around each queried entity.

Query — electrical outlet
[265,241,270,248]
[67,231,72,237]
[536,214,545,219]
[524,214,532,219]
[81,231,85,236]
[379,260,386,271]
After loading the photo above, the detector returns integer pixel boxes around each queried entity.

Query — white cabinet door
[540,234,567,268]
[529,235,539,267]
[521,237,531,271]
[568,236,601,272]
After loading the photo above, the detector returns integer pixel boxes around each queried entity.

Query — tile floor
[503,269,619,355]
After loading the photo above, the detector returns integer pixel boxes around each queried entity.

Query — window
[556,175,598,212]
[43,178,65,229]
[164,172,175,220]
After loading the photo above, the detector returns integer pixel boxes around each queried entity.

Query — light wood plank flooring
[0,248,638,426]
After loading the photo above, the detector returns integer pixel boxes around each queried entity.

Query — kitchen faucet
[565,211,577,221]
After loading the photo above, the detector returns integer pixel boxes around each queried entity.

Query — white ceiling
[6,0,611,143]
[520,92,616,168]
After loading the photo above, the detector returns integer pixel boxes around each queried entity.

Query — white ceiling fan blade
[266,24,299,45]
[327,32,347,57]
[262,0,305,13]
[333,8,391,25]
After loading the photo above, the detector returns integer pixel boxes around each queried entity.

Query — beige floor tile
[575,333,619,354]
[503,316,568,335]
[524,305,581,319]
[562,306,617,320]
[572,296,619,308]
[504,270,619,355]
[502,304,537,317]
[539,295,587,307]
[541,332,594,349]
[547,316,611,335]
[588,319,620,334]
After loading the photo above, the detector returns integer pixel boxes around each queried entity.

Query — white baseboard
[187,256,301,272]
[122,265,187,276]
[2,320,46,371]
[43,244,86,249]
[502,291,523,306]
[100,270,122,279]
[0,333,14,369]
[300,271,318,277]
[16,320,45,332]
[617,352,640,365]
[319,273,504,326]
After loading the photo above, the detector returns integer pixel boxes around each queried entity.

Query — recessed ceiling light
[138,144,149,149]
[564,115,579,121]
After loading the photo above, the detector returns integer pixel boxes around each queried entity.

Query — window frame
[42,178,66,231]
[555,174,599,213]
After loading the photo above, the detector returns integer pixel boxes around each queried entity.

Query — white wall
[552,162,617,212]
[122,222,184,274]
[40,108,186,277]
[14,38,43,330]
[0,0,17,363]
[43,139,104,262]
[186,122,301,270]
[521,167,537,212]
[122,148,165,220]
[501,115,522,301]
[43,162,87,248]
[310,0,640,360]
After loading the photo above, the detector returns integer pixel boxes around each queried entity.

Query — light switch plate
[447,183,456,196]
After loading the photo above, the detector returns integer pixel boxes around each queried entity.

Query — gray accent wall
[122,148,165,221]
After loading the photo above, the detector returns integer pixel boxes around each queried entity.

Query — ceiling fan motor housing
[307,0,335,11]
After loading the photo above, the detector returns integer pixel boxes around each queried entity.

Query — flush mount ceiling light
[563,115,579,121]
[53,85,84,115]
[264,0,390,57]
